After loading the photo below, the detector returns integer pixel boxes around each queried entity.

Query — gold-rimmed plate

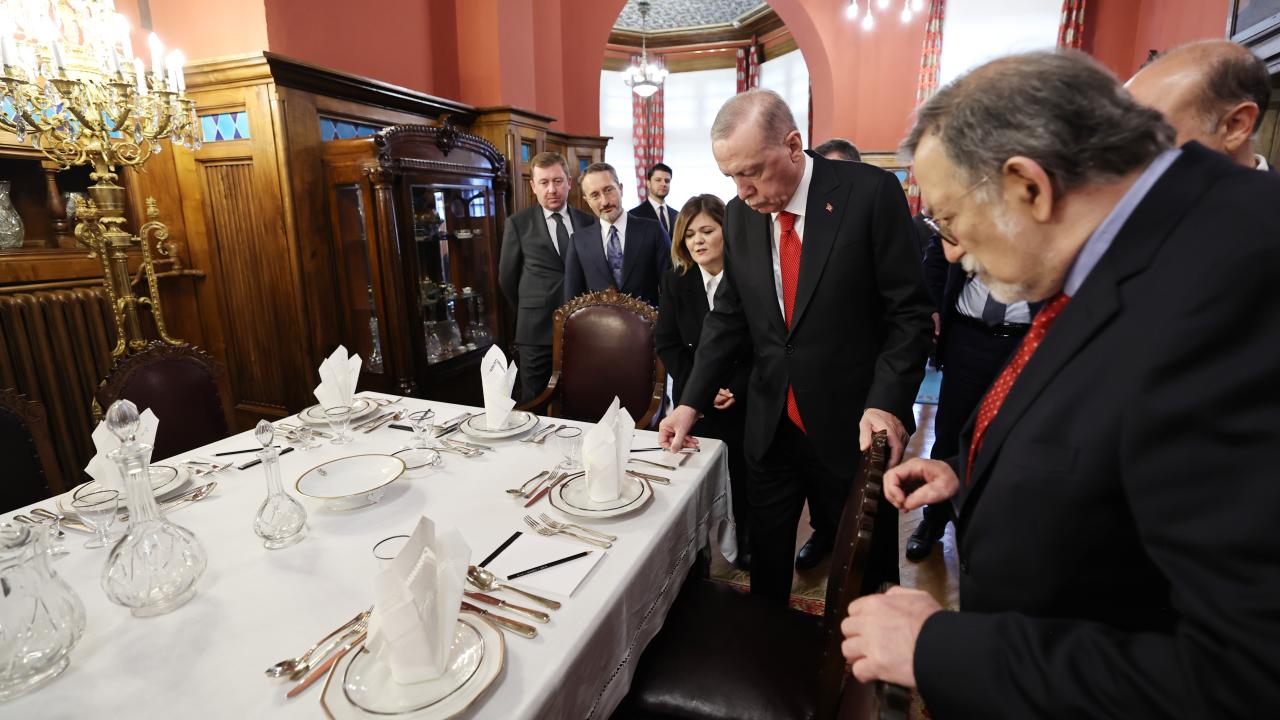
[295,454,405,510]
[459,411,538,440]
[60,464,190,512]
[549,472,652,519]
[298,398,379,426]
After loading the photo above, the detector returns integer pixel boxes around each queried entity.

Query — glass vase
[253,446,307,549]
[0,523,86,701]
[0,181,24,249]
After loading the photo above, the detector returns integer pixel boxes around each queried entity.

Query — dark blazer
[920,231,968,368]
[630,200,678,237]
[681,151,934,472]
[656,266,750,408]
[914,143,1280,718]
[563,214,669,307]
[498,204,595,345]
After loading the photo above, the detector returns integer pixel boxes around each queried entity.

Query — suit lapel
[789,154,845,337]
[686,267,711,317]
[580,224,613,285]
[744,206,787,337]
[620,221,643,289]
[536,209,564,262]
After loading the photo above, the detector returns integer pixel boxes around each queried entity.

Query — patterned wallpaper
[614,0,767,32]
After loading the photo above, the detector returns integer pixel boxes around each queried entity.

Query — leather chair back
[0,388,66,512]
[95,343,232,462]
[549,289,665,425]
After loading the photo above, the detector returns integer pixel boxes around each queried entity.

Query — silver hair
[711,89,798,142]
[901,50,1175,195]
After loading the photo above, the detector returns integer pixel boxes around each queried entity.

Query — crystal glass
[0,181,24,249]
[101,400,207,618]
[409,409,436,449]
[553,426,584,471]
[292,424,318,450]
[0,523,86,701]
[325,405,353,445]
[71,489,119,549]
[251,421,308,550]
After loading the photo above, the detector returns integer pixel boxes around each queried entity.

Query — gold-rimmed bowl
[295,454,406,511]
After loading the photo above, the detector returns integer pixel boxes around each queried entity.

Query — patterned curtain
[735,44,761,93]
[631,54,666,204]
[906,0,947,214]
[1057,0,1087,49]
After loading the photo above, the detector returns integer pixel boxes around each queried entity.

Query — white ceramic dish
[392,448,443,478]
[458,411,538,440]
[298,398,379,426]
[548,472,652,519]
[295,454,405,510]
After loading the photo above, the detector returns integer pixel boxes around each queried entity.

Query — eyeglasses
[920,175,990,247]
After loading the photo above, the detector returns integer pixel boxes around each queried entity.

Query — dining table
[2,393,736,719]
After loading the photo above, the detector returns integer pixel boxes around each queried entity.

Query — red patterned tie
[966,292,1070,483]
[778,211,805,432]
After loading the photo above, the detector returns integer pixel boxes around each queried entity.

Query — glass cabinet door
[332,183,385,374]
[408,182,497,365]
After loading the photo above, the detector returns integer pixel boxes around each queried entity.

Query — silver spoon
[264,608,370,679]
[466,565,561,610]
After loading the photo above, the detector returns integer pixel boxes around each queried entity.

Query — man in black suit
[564,162,669,307]
[842,51,1280,717]
[659,89,933,604]
[629,162,678,238]
[814,138,861,162]
[1127,40,1275,173]
[499,152,595,402]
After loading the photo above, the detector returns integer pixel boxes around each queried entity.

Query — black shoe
[795,533,832,570]
[905,513,947,562]
[733,550,752,572]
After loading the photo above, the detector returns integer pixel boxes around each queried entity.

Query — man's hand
[658,405,701,450]
[882,458,960,511]
[931,311,941,339]
[860,408,909,467]
[840,587,942,688]
[712,388,736,410]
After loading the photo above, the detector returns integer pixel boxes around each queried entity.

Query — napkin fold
[480,345,518,430]
[83,408,160,492]
[367,516,471,684]
[312,345,362,411]
[582,397,634,502]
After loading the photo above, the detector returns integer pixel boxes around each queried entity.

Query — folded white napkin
[480,345,518,430]
[582,397,634,502]
[313,345,362,411]
[83,408,161,493]
[367,516,471,684]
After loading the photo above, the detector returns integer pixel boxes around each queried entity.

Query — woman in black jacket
[656,194,752,569]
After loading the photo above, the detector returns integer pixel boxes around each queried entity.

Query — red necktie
[778,211,805,432]
[966,292,1070,483]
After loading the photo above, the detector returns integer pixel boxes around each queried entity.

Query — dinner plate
[295,454,405,510]
[61,464,190,512]
[392,447,443,478]
[549,472,653,519]
[458,410,538,440]
[322,613,503,720]
[297,398,379,426]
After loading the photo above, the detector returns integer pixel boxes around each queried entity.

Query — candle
[133,56,146,95]
[51,39,65,71]
[171,50,185,92]
[114,14,133,61]
[147,32,162,75]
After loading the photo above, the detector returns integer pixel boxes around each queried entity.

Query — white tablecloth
[3,395,734,719]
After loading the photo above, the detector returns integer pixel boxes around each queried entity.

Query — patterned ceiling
[613,0,769,32]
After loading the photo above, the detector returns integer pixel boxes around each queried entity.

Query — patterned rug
[708,565,828,616]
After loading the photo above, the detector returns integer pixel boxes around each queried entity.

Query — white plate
[298,398,380,426]
[549,472,653,519]
[323,613,503,720]
[392,448,443,478]
[295,454,405,510]
[458,411,538,440]
[61,465,190,512]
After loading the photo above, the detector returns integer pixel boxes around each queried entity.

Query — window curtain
[631,54,666,204]
[1057,0,1087,49]
[907,0,947,214]
[735,44,761,93]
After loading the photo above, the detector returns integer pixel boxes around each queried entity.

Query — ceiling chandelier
[847,0,926,29]
[624,0,667,99]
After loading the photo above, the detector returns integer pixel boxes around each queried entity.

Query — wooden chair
[519,288,665,427]
[0,388,67,512]
[613,431,909,720]
[95,342,234,462]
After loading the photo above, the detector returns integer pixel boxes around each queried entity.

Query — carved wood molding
[374,123,507,177]
[553,286,658,327]
[0,386,47,426]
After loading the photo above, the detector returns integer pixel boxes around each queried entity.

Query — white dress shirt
[542,205,573,255]
[769,157,814,318]
[650,198,671,232]
[1257,154,1271,172]
[602,212,629,257]
[698,265,722,312]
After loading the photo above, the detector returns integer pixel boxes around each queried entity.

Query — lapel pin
[825,203,833,213]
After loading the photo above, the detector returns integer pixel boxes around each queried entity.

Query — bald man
[1127,40,1274,172]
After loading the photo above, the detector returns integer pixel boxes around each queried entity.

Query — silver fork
[522,515,612,548]
[289,615,370,681]
[538,512,617,541]
[520,424,558,444]
[507,470,548,495]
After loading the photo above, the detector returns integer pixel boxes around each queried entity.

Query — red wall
[1089,0,1230,79]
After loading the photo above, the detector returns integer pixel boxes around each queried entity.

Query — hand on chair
[860,408,909,467]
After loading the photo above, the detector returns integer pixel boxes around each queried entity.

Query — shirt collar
[1062,148,1180,296]
[542,204,568,222]
[697,264,721,290]
[603,211,628,237]
[1257,154,1271,172]
[650,197,666,211]
[772,155,813,223]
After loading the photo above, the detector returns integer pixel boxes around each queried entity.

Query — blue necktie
[607,225,624,287]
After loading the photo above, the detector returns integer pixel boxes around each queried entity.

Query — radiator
[0,288,116,487]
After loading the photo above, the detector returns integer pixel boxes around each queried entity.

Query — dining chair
[95,341,235,462]
[518,288,665,428]
[612,431,909,720]
[0,387,67,512]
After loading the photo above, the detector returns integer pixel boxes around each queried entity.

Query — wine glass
[553,426,584,471]
[72,489,120,549]
[408,409,436,449]
[325,405,353,445]
[292,424,317,450]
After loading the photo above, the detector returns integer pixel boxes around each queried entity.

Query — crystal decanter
[251,421,307,549]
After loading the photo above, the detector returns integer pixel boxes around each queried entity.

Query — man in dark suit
[629,162,678,238]
[659,89,934,604]
[1127,40,1274,173]
[842,51,1280,717]
[814,138,861,162]
[499,152,595,402]
[564,162,669,307]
